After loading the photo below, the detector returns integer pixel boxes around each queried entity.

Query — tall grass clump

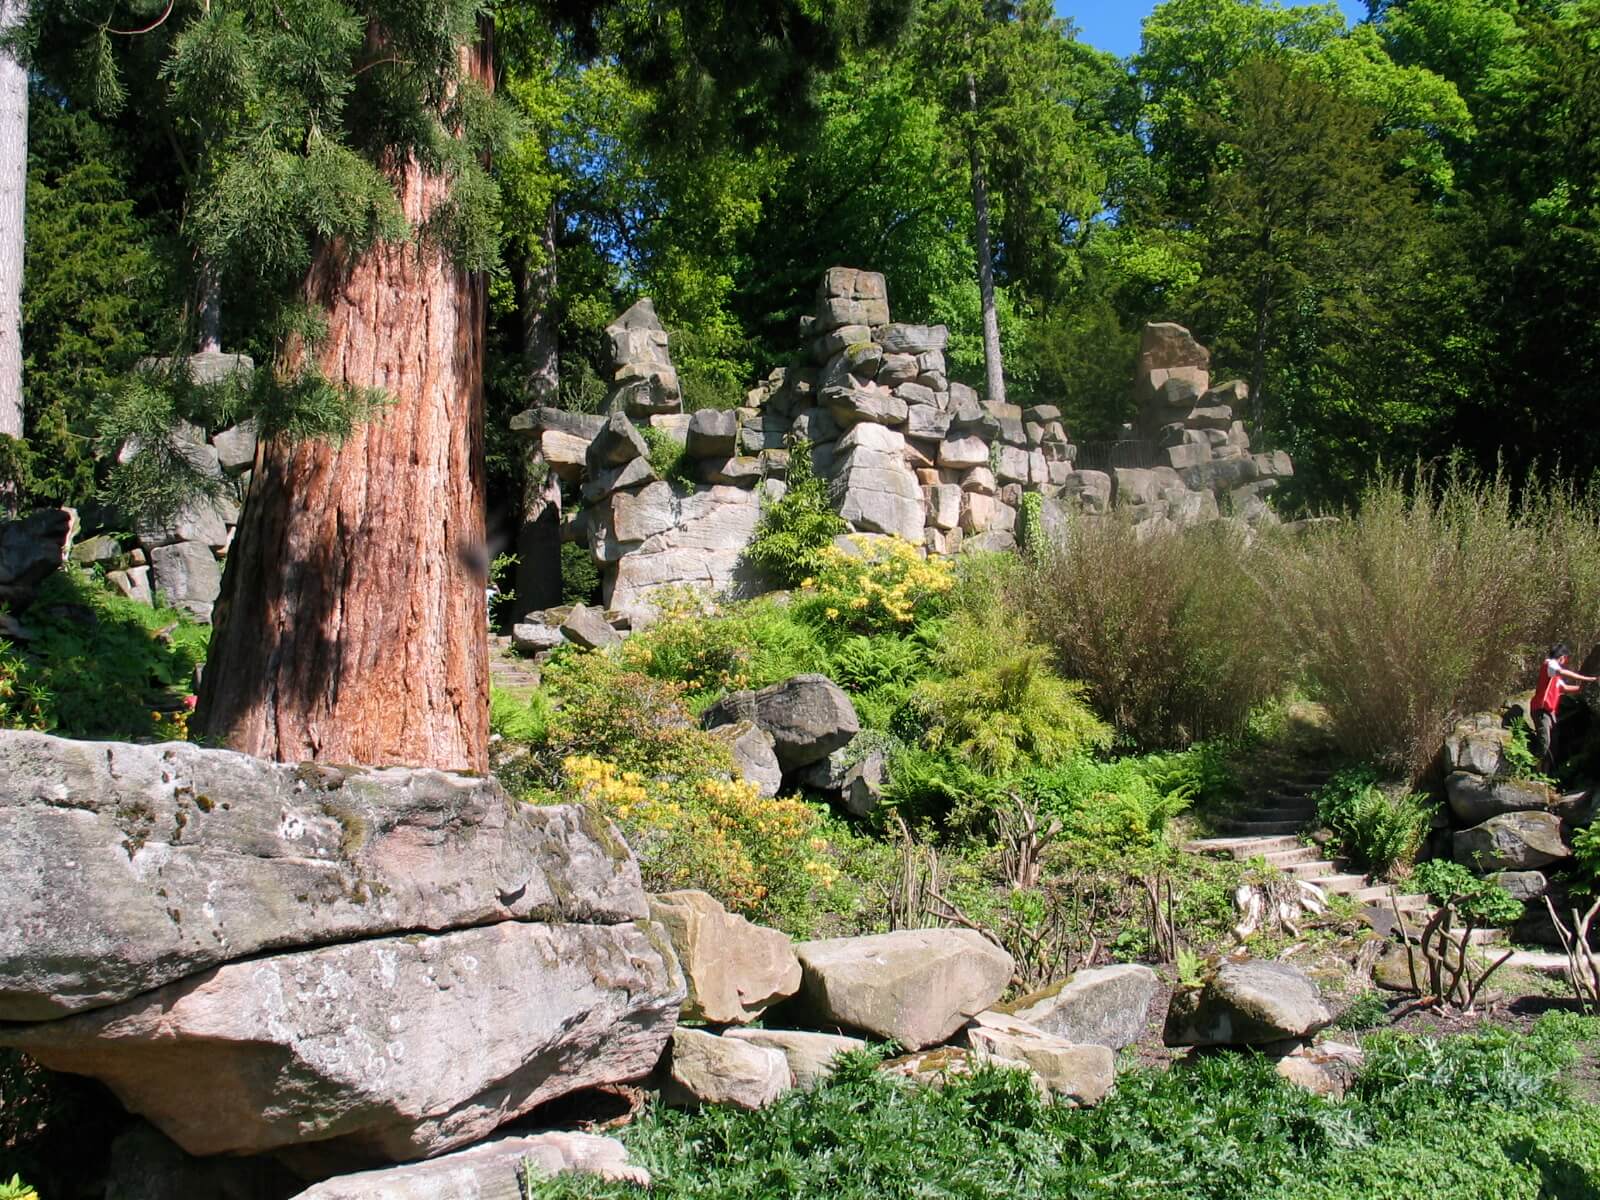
[1016,514,1286,748]
[1267,465,1600,777]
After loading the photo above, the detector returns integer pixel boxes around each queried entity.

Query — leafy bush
[559,540,601,607]
[618,590,762,706]
[1409,859,1525,927]
[493,652,848,935]
[744,439,845,587]
[1266,465,1600,777]
[1014,755,1194,865]
[1019,514,1287,749]
[639,425,696,489]
[1314,766,1434,877]
[0,567,207,738]
[794,535,954,636]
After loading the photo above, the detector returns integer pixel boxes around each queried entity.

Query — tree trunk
[966,72,1005,406]
[512,200,562,620]
[1248,228,1273,432]
[197,258,222,355]
[195,158,490,772]
[0,0,29,509]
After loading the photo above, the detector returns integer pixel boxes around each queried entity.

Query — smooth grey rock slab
[1445,771,1556,825]
[2,921,684,1164]
[0,730,647,1020]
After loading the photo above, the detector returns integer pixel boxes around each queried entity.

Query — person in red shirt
[1531,643,1596,772]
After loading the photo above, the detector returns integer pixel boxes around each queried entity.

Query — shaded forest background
[12,0,1600,518]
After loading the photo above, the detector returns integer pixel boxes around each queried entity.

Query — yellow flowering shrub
[617,589,755,701]
[798,535,954,634]
[564,752,841,930]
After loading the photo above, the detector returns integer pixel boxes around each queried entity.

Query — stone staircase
[489,634,542,698]
[1184,768,1437,916]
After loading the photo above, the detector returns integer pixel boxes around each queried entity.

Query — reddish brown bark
[195,152,490,772]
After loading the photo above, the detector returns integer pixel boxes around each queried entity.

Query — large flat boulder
[701,674,860,772]
[959,1011,1114,1105]
[290,1131,650,1198]
[997,964,1158,1049]
[1453,810,1571,872]
[648,890,801,1024]
[789,929,1015,1050]
[1163,960,1332,1048]
[723,1028,866,1090]
[661,1028,792,1110]
[0,730,647,1021]
[1,921,684,1166]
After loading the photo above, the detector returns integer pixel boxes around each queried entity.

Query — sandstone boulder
[701,674,860,772]
[723,1028,867,1090]
[1273,1041,1364,1099]
[648,890,801,1024]
[587,411,649,470]
[1489,870,1548,902]
[291,1131,650,1198]
[3,921,684,1165]
[880,1046,1041,1094]
[1137,322,1211,374]
[1453,810,1570,872]
[560,604,623,650]
[1442,717,1512,776]
[687,409,739,458]
[877,323,948,355]
[662,1028,792,1110]
[1163,960,1332,1047]
[790,929,1015,1050]
[212,422,259,474]
[998,964,1159,1050]
[149,540,222,619]
[960,1011,1114,1104]
[0,508,76,601]
[0,730,647,1020]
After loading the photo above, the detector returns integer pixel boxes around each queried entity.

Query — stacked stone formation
[605,298,682,418]
[509,270,1295,620]
[1130,323,1293,528]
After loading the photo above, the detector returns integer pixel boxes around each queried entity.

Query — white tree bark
[0,0,27,450]
[966,71,1005,406]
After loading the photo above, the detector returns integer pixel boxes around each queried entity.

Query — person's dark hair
[1551,642,1571,660]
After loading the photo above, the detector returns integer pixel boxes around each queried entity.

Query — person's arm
[1557,664,1599,683]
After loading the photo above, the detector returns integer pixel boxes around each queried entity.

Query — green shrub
[524,1014,1600,1200]
[0,567,207,738]
[1410,859,1526,927]
[744,439,845,587]
[639,425,696,489]
[1014,754,1194,865]
[559,540,601,607]
[1018,514,1287,749]
[792,534,954,637]
[1314,766,1434,877]
[1266,465,1600,777]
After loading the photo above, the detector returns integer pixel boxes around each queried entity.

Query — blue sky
[1060,1,1369,58]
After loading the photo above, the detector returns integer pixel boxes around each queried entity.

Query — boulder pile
[511,270,1294,621]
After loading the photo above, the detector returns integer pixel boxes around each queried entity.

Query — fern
[745,438,846,586]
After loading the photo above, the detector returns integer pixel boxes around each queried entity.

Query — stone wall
[512,268,1294,619]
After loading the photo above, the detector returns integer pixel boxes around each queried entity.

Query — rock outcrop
[0,730,684,1176]
[0,730,645,1020]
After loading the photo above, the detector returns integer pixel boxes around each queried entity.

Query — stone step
[1261,845,1322,868]
[1266,789,1319,803]
[1281,859,1340,880]
[1214,819,1307,837]
[1341,885,1431,908]
[1183,834,1303,860]
[1250,806,1318,823]
[1315,874,1375,895]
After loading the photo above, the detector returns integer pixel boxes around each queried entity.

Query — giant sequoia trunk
[195,153,490,772]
